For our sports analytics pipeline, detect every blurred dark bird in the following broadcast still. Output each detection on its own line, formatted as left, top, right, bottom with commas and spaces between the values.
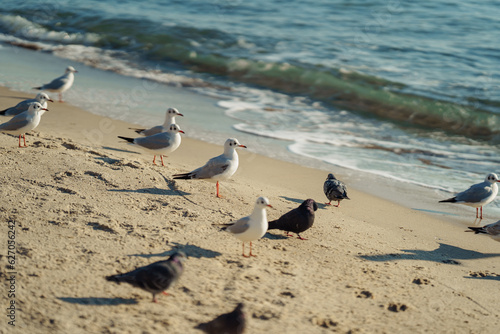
466, 221, 500, 242
195, 303, 246, 334
268, 199, 317, 240
105, 251, 186, 302
324, 173, 349, 207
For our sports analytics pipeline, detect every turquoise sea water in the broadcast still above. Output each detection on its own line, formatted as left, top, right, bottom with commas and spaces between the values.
1, 0, 500, 217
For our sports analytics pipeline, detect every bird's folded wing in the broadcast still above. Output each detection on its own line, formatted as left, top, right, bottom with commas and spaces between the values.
194, 156, 229, 179
0, 114, 30, 131
134, 132, 171, 150
456, 184, 492, 203
486, 223, 500, 236
226, 217, 250, 234
43, 76, 68, 90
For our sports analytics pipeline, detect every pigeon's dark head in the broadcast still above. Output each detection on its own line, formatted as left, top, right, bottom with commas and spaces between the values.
326, 173, 336, 180
302, 199, 318, 212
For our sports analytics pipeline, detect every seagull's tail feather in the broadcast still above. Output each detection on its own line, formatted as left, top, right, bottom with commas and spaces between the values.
33, 86, 42, 90
439, 197, 457, 203
0, 109, 8, 116
128, 127, 145, 134
467, 226, 487, 234
118, 136, 135, 143
172, 172, 193, 180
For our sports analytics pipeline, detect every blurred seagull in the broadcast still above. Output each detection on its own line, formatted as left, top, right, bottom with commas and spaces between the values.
268, 199, 317, 240
173, 138, 246, 198
33, 66, 78, 102
195, 303, 246, 334
466, 221, 500, 242
129, 107, 183, 136
219, 197, 271, 257
324, 173, 350, 207
0, 92, 53, 116
0, 102, 48, 147
105, 251, 186, 303
118, 124, 184, 166
439, 173, 500, 219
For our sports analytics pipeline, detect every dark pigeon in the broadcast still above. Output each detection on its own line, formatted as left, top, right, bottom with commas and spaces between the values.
195, 303, 246, 334
105, 251, 186, 302
324, 173, 350, 207
267, 199, 318, 240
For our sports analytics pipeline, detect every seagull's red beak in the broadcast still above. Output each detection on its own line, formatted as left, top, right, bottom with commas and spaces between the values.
239, 145, 247, 148
48, 99, 54, 103
178, 113, 184, 117
179, 130, 185, 134
267, 204, 273, 208
42, 108, 49, 111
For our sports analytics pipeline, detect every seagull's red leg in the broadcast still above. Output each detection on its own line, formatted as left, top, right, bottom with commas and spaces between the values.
153, 155, 157, 165
160, 155, 165, 166
23, 134, 27, 147
242, 243, 249, 257
216, 181, 222, 198
475, 207, 479, 218
59, 93, 63, 103
249, 242, 257, 257
18, 135, 22, 148
480, 207, 483, 219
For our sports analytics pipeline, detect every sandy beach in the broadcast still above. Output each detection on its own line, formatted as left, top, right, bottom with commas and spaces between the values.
1, 86, 499, 333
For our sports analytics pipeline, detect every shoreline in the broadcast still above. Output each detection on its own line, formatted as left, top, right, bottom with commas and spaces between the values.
1, 86, 500, 333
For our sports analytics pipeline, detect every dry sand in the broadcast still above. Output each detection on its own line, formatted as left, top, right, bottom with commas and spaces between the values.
1, 86, 499, 333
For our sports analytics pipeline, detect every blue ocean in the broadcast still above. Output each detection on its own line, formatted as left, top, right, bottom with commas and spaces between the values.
1, 0, 500, 213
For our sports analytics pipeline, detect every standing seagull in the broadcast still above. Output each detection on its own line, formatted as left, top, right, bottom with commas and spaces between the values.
0, 102, 48, 147
33, 66, 78, 102
118, 124, 184, 166
105, 251, 186, 303
0, 92, 53, 116
324, 173, 350, 207
173, 138, 246, 198
439, 173, 500, 219
268, 199, 318, 240
195, 303, 246, 334
219, 197, 272, 257
466, 221, 500, 242
129, 107, 184, 136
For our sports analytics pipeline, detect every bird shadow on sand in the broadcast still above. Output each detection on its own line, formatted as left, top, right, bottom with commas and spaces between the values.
463, 274, 500, 282
57, 297, 138, 306
359, 243, 500, 265
263, 232, 290, 240
279, 196, 330, 210
108, 187, 188, 196
128, 243, 222, 259
101, 146, 140, 154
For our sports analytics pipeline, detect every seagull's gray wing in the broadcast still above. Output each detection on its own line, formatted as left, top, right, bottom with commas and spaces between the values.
485, 222, 500, 236
141, 125, 164, 136
226, 217, 251, 235
1, 99, 36, 116
0, 113, 31, 131
191, 155, 229, 179
134, 132, 172, 150
42, 75, 68, 90
456, 182, 493, 203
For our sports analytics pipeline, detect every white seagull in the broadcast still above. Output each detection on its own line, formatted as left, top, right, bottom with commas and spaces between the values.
439, 173, 500, 219
466, 221, 500, 242
33, 66, 78, 102
173, 138, 246, 198
129, 107, 184, 136
118, 124, 184, 166
220, 197, 272, 257
0, 102, 48, 147
0, 93, 53, 116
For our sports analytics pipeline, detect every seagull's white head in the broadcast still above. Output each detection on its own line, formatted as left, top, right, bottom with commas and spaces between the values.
36, 92, 53, 103
225, 138, 247, 150
28, 102, 48, 115
168, 123, 185, 134
255, 196, 272, 209
485, 173, 500, 184
66, 66, 78, 73
167, 107, 183, 118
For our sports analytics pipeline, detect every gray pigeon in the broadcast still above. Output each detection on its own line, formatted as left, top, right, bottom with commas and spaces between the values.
267, 199, 317, 240
195, 303, 246, 334
324, 173, 350, 207
105, 251, 186, 302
